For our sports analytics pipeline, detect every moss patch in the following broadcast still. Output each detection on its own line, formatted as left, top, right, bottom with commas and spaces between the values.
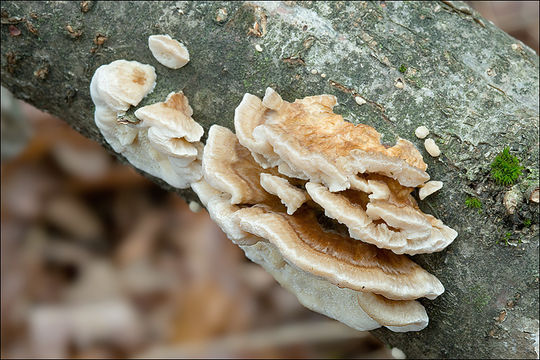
490, 146, 524, 186
465, 197, 482, 213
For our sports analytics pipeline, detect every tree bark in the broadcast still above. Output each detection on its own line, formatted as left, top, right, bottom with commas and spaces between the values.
1, 1, 538, 358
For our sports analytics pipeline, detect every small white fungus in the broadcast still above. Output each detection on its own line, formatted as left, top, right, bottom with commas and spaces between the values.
255, 44, 263, 52
424, 138, 441, 157
419, 180, 443, 200
391, 347, 407, 359
415, 126, 429, 139
189, 201, 202, 213
355, 96, 366, 106
148, 34, 190, 69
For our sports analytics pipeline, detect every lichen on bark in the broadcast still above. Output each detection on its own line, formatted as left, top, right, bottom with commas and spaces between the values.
1, 1, 538, 358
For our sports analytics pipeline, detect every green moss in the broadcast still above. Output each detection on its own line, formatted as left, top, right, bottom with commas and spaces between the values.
490, 147, 523, 186
465, 197, 482, 213
398, 64, 407, 73
497, 231, 513, 246
523, 218, 532, 227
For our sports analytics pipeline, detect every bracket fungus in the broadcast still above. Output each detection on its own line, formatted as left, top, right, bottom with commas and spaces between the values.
91, 62, 457, 332
189, 88, 459, 332
235, 90, 430, 191
193, 87, 457, 333
90, 61, 203, 189
232, 204, 444, 301
193, 165, 433, 331
90, 60, 156, 151
305, 182, 456, 255
148, 34, 190, 69
202, 125, 279, 205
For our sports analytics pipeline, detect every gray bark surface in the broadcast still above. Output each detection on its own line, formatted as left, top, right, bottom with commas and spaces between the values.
1, 1, 539, 358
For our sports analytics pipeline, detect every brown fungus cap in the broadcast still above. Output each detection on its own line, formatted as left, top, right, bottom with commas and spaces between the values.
306, 182, 457, 255
192, 88, 459, 333
193, 177, 430, 331
234, 88, 430, 191
232, 204, 444, 300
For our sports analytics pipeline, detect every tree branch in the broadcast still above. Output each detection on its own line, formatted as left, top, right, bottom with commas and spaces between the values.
2, 1, 538, 358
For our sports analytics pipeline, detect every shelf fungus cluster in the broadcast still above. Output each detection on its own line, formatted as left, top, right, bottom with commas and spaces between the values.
194, 88, 457, 333
90, 57, 456, 332
90, 60, 203, 189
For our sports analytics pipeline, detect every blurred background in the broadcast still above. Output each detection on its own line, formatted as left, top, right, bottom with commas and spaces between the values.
1, 2, 538, 359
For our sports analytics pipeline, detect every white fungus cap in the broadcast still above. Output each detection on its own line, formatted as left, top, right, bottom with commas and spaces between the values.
415, 126, 429, 139
90, 60, 157, 112
134, 92, 201, 138
148, 34, 190, 69
355, 96, 367, 106
419, 181, 443, 200
90, 60, 157, 152
424, 138, 441, 157
262, 87, 283, 111
305, 182, 456, 255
